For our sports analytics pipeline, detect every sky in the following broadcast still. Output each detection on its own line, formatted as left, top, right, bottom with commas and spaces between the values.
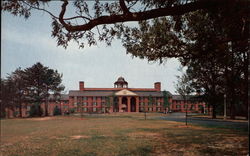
1, 2, 182, 94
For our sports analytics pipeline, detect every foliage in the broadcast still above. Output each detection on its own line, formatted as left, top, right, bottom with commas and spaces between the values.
69, 108, 75, 114
23, 62, 65, 116
1, 0, 249, 119
1, 62, 64, 117
175, 72, 193, 99
148, 95, 153, 106
53, 106, 62, 116
162, 90, 169, 110
1, 0, 238, 49
29, 104, 43, 117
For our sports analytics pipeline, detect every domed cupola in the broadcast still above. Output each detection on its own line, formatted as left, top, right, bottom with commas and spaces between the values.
114, 77, 128, 88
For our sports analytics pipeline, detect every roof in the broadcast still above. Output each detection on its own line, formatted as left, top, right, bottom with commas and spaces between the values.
69, 90, 114, 96
172, 95, 202, 101
48, 94, 69, 100
82, 88, 159, 91
114, 76, 128, 84
69, 90, 172, 97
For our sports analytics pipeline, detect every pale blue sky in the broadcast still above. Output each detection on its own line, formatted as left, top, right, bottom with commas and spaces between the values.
1, 2, 182, 94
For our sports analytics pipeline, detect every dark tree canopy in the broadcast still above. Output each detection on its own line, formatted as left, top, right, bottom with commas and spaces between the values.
2, 0, 246, 50
0, 62, 65, 117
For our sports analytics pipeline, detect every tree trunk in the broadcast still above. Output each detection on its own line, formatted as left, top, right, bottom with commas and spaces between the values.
45, 99, 49, 116
229, 100, 236, 119
212, 100, 217, 119
185, 98, 187, 126
19, 102, 22, 118
243, 52, 248, 119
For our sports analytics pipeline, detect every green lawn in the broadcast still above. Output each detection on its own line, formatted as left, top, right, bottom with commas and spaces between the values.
0, 113, 248, 156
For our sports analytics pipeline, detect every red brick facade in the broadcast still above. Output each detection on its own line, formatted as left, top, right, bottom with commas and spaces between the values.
3, 77, 209, 118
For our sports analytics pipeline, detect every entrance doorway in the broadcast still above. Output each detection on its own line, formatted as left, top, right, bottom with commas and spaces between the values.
131, 97, 136, 112
122, 97, 128, 112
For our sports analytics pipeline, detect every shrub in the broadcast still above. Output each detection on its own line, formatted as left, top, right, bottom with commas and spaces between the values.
69, 108, 75, 114
29, 104, 43, 117
53, 106, 61, 116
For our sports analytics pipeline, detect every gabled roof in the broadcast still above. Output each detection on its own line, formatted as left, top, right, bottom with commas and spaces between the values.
115, 89, 137, 96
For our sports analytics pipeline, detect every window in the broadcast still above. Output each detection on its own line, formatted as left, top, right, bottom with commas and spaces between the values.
148, 107, 152, 111
140, 102, 144, 106
157, 108, 161, 111
101, 102, 105, 106
140, 107, 144, 112
139, 97, 143, 101
93, 102, 97, 106
157, 102, 161, 106
102, 108, 105, 112
83, 97, 87, 101
83, 102, 87, 106
101, 96, 106, 101
83, 108, 88, 112
176, 105, 181, 109
93, 108, 97, 112
64, 106, 68, 109
93, 97, 97, 101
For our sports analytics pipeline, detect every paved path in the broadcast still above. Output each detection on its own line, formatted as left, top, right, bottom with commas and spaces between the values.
160, 113, 248, 131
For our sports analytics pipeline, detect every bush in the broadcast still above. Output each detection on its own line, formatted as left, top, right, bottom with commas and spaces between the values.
53, 106, 61, 116
69, 108, 75, 114
29, 104, 43, 117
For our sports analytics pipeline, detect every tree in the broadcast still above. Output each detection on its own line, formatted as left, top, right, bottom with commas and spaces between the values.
23, 62, 64, 116
175, 72, 193, 125
1, 63, 64, 117
0, 78, 16, 118
53, 105, 61, 116
7, 68, 27, 117
0, 68, 28, 118
123, 3, 248, 119
1, 0, 239, 49
163, 90, 170, 113
148, 95, 153, 107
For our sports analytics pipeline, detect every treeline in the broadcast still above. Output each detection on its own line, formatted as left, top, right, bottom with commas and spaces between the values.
123, 2, 249, 119
0, 62, 64, 118
175, 9, 249, 119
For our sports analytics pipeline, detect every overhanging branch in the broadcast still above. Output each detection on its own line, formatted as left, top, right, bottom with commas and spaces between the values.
58, 0, 229, 32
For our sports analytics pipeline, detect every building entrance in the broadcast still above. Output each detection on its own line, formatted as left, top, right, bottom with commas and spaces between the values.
131, 97, 136, 112
122, 97, 128, 112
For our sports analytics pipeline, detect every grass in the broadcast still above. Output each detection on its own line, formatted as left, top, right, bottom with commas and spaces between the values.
0, 113, 248, 156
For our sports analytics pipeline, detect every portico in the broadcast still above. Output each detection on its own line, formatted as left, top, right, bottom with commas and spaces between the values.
116, 89, 139, 112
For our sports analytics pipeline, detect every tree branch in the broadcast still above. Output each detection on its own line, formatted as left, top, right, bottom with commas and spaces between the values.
119, 0, 130, 14
59, 0, 229, 32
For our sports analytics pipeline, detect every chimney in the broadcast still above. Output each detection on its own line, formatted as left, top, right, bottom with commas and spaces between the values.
154, 82, 161, 91
79, 81, 84, 91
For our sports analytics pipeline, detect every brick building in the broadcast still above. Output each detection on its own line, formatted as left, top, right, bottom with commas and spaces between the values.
3, 77, 208, 118
67, 77, 207, 114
